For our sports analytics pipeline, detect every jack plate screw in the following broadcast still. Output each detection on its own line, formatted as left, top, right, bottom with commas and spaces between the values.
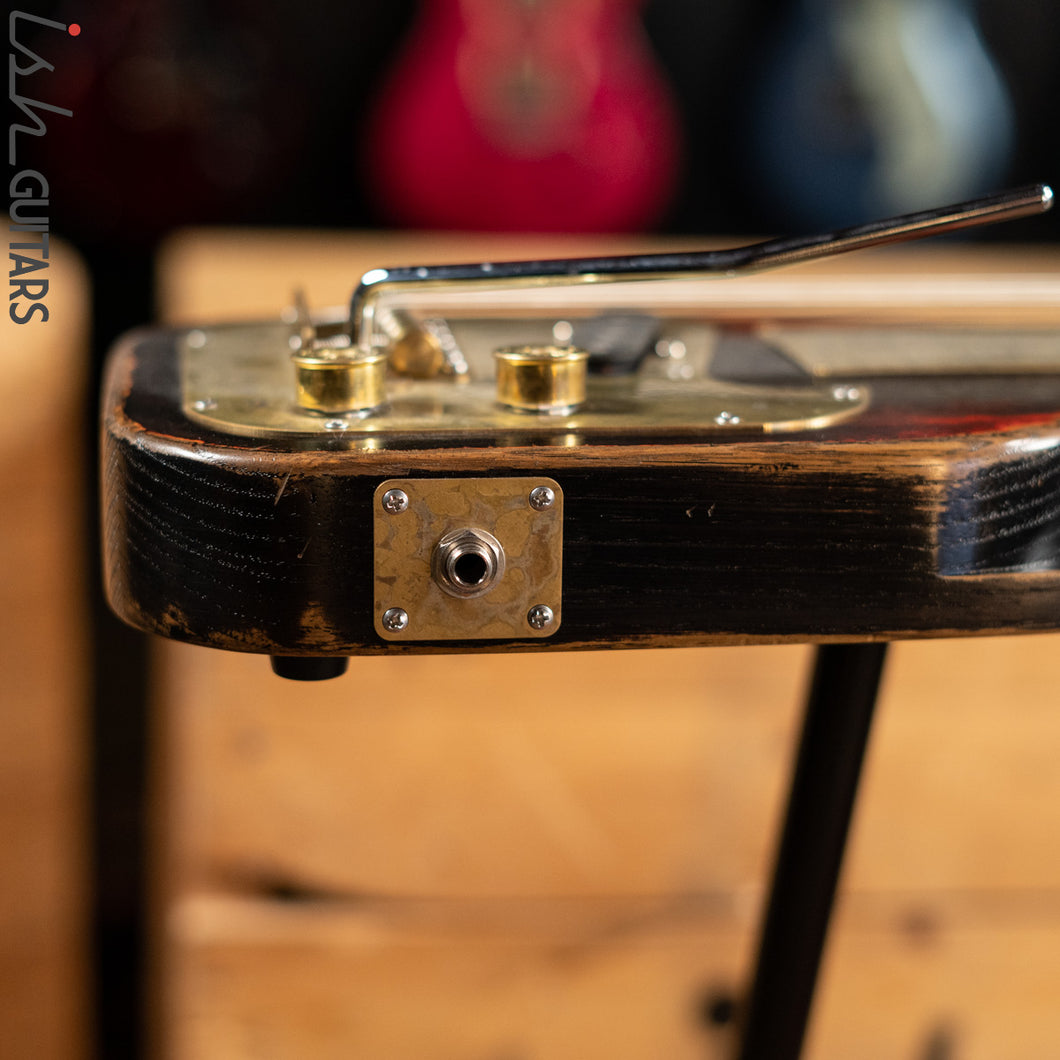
527, 605, 554, 630
382, 489, 409, 514
382, 607, 409, 632
529, 486, 555, 511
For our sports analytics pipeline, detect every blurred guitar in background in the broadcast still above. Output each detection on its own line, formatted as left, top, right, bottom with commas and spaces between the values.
363, 0, 683, 231
748, 0, 1015, 229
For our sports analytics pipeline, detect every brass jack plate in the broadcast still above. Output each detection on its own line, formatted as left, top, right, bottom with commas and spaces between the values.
373, 478, 563, 641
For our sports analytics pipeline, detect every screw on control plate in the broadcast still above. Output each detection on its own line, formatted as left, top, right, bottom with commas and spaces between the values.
381, 488, 409, 514
529, 485, 555, 511
527, 605, 554, 630
382, 607, 409, 632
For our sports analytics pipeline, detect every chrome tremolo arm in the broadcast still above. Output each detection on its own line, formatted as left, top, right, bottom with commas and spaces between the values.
347, 183, 1052, 350
290, 184, 1051, 413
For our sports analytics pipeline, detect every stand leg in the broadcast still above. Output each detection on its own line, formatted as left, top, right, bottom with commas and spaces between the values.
737, 642, 888, 1060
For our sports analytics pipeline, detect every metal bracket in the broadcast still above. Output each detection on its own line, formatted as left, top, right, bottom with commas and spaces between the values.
373, 477, 563, 641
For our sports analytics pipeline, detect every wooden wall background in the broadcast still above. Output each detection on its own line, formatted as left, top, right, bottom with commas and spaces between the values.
0, 237, 90, 1059
151, 232, 1060, 1059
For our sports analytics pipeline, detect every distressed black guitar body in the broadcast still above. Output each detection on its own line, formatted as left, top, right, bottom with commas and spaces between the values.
101, 185, 1060, 675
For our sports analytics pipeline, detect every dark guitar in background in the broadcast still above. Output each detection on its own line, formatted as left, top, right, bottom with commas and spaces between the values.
9, 3, 1060, 1060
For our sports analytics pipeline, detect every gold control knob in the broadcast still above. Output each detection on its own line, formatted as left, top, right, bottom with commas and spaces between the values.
494, 345, 589, 414
293, 350, 386, 414
378, 307, 446, 379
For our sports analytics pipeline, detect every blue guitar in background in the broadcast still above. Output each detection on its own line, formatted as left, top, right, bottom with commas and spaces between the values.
748, 0, 1015, 228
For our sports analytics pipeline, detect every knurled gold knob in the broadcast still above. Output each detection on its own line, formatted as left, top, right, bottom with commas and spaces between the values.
293, 350, 386, 414
494, 345, 589, 414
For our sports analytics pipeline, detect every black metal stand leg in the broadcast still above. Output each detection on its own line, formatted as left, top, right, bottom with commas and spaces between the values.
737, 642, 889, 1060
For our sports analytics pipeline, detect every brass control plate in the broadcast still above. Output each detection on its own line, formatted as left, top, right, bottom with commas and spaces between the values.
373, 478, 563, 641
180, 319, 871, 439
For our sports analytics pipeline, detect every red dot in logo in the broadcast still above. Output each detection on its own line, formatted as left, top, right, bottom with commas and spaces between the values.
68, 23, 81, 36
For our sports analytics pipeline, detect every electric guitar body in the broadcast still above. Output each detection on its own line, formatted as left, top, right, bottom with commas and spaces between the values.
102, 186, 1060, 675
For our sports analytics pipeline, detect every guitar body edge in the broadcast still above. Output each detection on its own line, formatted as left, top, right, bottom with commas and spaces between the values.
101, 329, 1060, 657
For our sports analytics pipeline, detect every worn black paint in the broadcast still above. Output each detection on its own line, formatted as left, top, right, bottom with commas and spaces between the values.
939, 443, 1060, 574
103, 329, 1060, 656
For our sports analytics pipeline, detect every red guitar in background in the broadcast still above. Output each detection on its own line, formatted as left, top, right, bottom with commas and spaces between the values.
364, 0, 682, 232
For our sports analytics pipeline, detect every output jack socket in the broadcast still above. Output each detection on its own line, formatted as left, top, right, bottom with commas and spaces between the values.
432, 528, 506, 598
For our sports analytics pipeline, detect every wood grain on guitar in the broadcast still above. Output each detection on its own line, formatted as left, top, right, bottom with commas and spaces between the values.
102, 186, 1059, 675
